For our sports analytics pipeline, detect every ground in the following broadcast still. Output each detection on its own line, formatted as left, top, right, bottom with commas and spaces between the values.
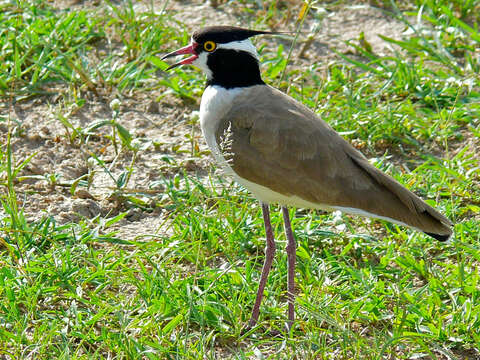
1, 1, 479, 359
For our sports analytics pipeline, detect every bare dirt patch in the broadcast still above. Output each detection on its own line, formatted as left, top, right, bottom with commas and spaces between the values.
1, 1, 409, 239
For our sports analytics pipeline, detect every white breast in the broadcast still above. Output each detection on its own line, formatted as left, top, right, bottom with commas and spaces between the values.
200, 85, 244, 175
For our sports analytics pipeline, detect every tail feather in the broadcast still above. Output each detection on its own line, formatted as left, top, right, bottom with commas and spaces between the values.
346, 151, 453, 240
424, 232, 451, 242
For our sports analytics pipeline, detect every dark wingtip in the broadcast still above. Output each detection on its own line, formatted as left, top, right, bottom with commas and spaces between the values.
424, 232, 451, 242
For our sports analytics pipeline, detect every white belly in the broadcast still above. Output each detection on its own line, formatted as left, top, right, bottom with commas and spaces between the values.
232, 173, 412, 230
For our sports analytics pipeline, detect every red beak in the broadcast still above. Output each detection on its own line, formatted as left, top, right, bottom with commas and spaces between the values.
161, 43, 198, 70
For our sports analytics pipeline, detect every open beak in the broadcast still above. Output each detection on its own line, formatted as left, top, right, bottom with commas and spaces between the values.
161, 43, 198, 70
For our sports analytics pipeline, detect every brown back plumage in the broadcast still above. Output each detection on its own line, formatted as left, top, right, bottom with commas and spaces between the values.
215, 85, 453, 240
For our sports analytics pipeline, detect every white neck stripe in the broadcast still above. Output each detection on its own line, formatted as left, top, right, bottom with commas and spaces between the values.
217, 39, 259, 59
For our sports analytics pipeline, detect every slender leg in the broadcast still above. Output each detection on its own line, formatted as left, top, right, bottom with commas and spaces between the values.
282, 206, 296, 331
248, 202, 276, 328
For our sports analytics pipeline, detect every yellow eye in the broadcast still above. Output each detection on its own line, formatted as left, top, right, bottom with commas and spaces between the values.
203, 41, 217, 52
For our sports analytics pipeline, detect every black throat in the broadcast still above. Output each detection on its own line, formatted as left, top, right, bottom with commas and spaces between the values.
206, 49, 265, 89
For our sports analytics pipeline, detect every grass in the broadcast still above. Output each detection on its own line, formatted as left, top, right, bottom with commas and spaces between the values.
1, 0, 479, 359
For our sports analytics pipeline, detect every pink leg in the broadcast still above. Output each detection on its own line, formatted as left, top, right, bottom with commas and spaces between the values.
248, 202, 276, 328
282, 206, 296, 331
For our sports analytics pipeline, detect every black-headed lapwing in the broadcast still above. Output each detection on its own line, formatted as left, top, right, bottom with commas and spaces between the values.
162, 26, 453, 331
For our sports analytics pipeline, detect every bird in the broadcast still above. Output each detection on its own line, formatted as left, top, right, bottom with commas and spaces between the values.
162, 26, 453, 331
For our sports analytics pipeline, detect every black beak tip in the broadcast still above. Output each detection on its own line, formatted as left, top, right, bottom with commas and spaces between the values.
161, 53, 173, 60
165, 63, 180, 71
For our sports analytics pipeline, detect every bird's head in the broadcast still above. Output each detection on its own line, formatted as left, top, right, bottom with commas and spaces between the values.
162, 26, 273, 88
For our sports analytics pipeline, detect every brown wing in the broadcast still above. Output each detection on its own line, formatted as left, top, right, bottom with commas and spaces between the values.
215, 85, 452, 237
